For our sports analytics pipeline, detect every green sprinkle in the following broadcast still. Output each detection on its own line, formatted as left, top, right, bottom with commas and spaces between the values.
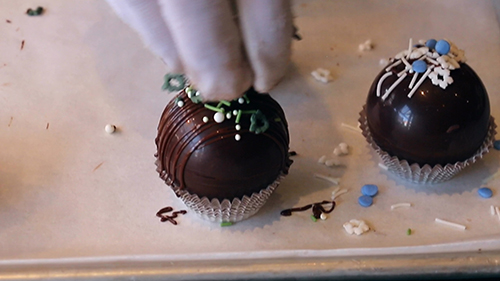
26, 6, 44, 16
221, 222, 233, 227
243, 94, 250, 103
162, 73, 186, 92
407, 228, 412, 235
274, 117, 282, 122
310, 215, 317, 222
235, 110, 243, 123
217, 100, 231, 107
249, 110, 269, 134
190, 95, 203, 104
241, 110, 258, 114
204, 104, 224, 113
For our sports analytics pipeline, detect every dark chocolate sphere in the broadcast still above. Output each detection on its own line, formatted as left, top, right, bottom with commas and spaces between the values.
156, 88, 292, 201
366, 62, 490, 166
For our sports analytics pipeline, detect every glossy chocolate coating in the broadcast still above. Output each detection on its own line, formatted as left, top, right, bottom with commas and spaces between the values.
366, 63, 490, 166
156, 88, 292, 201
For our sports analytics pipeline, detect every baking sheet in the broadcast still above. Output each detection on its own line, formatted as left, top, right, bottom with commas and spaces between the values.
1, 0, 500, 273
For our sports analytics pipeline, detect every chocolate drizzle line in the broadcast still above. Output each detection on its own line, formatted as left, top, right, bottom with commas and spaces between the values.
156, 206, 187, 225
281, 200, 336, 219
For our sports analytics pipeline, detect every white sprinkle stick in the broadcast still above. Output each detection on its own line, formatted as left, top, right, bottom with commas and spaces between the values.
341, 122, 362, 133
378, 163, 388, 170
407, 65, 434, 98
496, 207, 500, 221
406, 38, 413, 60
314, 173, 340, 185
401, 57, 411, 68
382, 72, 407, 101
332, 189, 348, 200
385, 60, 401, 72
490, 205, 496, 216
397, 67, 409, 77
376, 72, 393, 97
390, 203, 412, 210
331, 186, 341, 198
408, 72, 419, 89
435, 218, 466, 230
425, 57, 439, 65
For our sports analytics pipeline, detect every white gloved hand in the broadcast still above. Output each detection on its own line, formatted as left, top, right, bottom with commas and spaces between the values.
106, 0, 293, 101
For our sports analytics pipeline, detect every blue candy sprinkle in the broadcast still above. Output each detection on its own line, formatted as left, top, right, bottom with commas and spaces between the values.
412, 60, 427, 73
494, 140, 500, 150
478, 187, 493, 198
361, 184, 379, 197
358, 195, 373, 207
425, 39, 437, 50
435, 40, 450, 55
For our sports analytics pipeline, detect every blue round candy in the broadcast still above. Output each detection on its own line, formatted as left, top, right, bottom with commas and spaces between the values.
358, 195, 373, 207
494, 140, 500, 150
435, 40, 450, 55
361, 184, 379, 197
412, 60, 427, 73
478, 187, 493, 198
425, 39, 437, 50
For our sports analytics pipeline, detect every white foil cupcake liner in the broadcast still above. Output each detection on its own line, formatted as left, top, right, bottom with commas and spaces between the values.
169, 176, 283, 223
359, 106, 496, 184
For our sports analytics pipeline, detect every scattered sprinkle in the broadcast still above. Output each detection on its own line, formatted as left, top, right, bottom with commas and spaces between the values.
234, 134, 241, 141
318, 155, 327, 164
435, 218, 466, 230
478, 187, 493, 198
202, 116, 209, 123
314, 173, 340, 185
26, 6, 44, 16
311, 68, 333, 83
320, 213, 328, 220
325, 158, 341, 167
490, 205, 496, 216
331, 186, 341, 198
213, 112, 225, 123
6, 19, 12, 23
105, 124, 116, 134
93, 161, 104, 172
496, 207, 500, 221
493, 140, 500, 150
358, 195, 373, 207
378, 163, 388, 170
20, 40, 25, 50
340, 122, 362, 133
333, 142, 349, 156
407, 228, 412, 235
46, 122, 49, 130
358, 40, 373, 51
361, 184, 378, 197
220, 222, 233, 227
391, 203, 412, 210
343, 219, 370, 235
332, 189, 348, 200
238, 97, 245, 104
379, 58, 389, 66
310, 215, 317, 222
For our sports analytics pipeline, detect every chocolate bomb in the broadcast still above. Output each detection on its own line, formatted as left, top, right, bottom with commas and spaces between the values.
365, 41, 490, 167
156, 88, 292, 201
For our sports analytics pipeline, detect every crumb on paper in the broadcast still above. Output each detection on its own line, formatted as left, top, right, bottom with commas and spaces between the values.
46, 122, 49, 129
8, 116, 13, 127
93, 161, 104, 172
20, 40, 25, 50
359, 40, 373, 52
343, 219, 370, 235
311, 68, 333, 83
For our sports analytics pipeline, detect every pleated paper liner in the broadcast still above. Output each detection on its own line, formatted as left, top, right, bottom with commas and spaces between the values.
359, 106, 496, 184
155, 158, 283, 223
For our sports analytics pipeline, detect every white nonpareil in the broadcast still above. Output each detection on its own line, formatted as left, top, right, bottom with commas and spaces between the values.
311, 68, 334, 83
105, 0, 293, 101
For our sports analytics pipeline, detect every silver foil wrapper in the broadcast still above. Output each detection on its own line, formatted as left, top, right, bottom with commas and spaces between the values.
359, 106, 496, 184
170, 177, 282, 223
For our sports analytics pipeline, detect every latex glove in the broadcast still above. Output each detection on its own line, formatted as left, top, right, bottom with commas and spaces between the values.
106, 0, 293, 101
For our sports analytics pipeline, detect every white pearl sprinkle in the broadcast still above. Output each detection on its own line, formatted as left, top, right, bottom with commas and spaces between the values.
235, 134, 241, 141
226, 112, 232, 119
214, 112, 225, 123
238, 98, 245, 104
233, 110, 238, 116
320, 213, 328, 220
105, 124, 116, 134
177, 100, 184, 107
235, 124, 241, 131
202, 116, 209, 123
